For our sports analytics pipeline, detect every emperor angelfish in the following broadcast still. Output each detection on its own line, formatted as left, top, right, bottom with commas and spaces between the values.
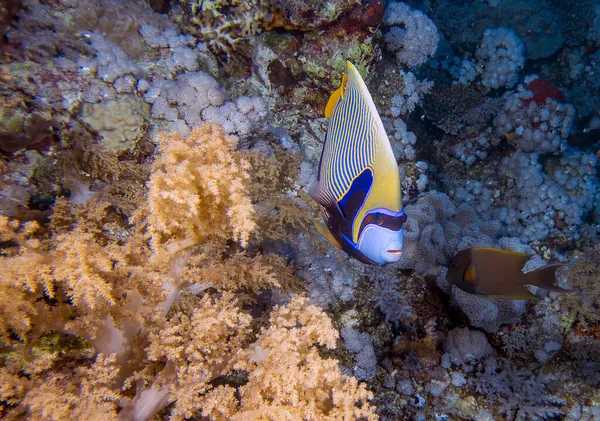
448, 247, 571, 299
310, 61, 406, 265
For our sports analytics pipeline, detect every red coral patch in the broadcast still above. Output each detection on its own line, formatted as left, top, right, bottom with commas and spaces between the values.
361, 0, 385, 27
523, 78, 565, 105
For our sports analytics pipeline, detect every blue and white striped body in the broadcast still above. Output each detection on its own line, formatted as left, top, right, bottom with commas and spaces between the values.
320, 80, 378, 200
310, 62, 406, 265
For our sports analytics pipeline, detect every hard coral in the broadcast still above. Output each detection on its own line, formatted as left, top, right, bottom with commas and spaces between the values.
148, 124, 256, 251
0, 113, 55, 153
0, 0, 22, 40
360, 0, 385, 27
81, 95, 149, 153
383, 2, 439, 69
423, 81, 493, 135
254, 17, 379, 106
4, 0, 91, 63
72, 0, 176, 59
6, 0, 174, 63
268, 0, 361, 30
474, 0, 564, 60
173, 0, 266, 55
561, 244, 600, 328
549, 0, 595, 46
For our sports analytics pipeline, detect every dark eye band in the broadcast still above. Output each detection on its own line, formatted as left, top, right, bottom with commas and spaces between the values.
359, 209, 407, 233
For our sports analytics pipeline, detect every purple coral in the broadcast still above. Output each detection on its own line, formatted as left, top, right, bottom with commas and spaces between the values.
383, 2, 440, 69
476, 27, 525, 90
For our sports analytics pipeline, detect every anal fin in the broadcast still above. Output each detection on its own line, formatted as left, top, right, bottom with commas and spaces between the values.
483, 287, 541, 300
313, 219, 342, 250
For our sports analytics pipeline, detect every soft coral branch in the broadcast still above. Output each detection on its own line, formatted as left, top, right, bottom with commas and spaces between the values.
148, 124, 256, 250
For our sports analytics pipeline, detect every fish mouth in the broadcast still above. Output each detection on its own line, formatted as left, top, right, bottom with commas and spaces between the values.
382, 248, 402, 263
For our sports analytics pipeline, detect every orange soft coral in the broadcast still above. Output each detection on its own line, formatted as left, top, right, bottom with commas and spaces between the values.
245, 149, 314, 242
223, 297, 377, 421
21, 354, 122, 421
182, 251, 298, 293
123, 292, 253, 421
0, 217, 55, 340
148, 124, 256, 252
0, 121, 379, 421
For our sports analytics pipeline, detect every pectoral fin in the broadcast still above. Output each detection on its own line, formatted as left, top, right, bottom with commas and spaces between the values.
464, 264, 477, 285
313, 219, 342, 250
309, 182, 343, 219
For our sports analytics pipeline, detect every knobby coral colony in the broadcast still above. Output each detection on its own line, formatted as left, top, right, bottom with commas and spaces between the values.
0, 0, 599, 420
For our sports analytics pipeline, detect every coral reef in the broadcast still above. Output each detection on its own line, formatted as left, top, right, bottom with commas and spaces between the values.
399, 191, 498, 274
1, 0, 600, 420
443, 327, 494, 366
268, 0, 362, 30
232, 297, 377, 421
423, 81, 495, 136
341, 327, 378, 382
488, 150, 598, 243
252, 18, 380, 107
390, 71, 433, 117
81, 95, 149, 152
493, 75, 575, 154
431, 0, 564, 59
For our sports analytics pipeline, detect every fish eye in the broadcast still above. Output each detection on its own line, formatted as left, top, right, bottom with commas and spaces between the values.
373, 214, 384, 225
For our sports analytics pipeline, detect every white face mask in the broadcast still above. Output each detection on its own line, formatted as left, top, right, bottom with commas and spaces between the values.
357, 224, 404, 264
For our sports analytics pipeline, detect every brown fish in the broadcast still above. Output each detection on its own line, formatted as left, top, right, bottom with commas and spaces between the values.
447, 247, 570, 299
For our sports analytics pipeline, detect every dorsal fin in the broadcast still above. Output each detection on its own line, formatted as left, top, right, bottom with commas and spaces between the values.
473, 247, 533, 267
325, 72, 348, 118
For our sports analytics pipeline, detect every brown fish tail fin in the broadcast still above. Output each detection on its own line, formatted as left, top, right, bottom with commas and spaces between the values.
523, 263, 571, 293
